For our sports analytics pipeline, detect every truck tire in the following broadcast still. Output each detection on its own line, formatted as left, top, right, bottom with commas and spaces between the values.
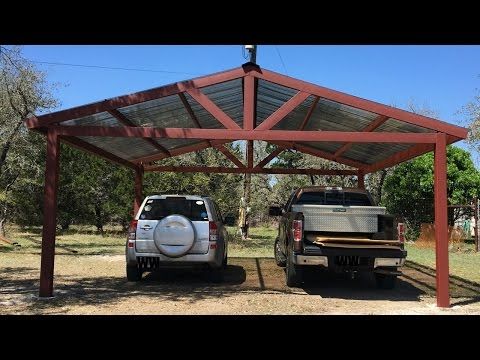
126, 265, 142, 282
375, 273, 397, 289
274, 238, 287, 267
286, 248, 302, 287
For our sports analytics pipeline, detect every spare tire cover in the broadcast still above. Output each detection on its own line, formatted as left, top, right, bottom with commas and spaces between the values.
153, 215, 195, 257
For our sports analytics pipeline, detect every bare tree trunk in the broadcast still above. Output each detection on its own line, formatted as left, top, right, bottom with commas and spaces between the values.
0, 204, 7, 237
377, 169, 388, 204
310, 175, 315, 185
95, 203, 104, 235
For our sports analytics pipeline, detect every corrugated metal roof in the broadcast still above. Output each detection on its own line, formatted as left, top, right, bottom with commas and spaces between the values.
78, 136, 161, 160
63, 112, 122, 127
375, 118, 431, 133
117, 94, 193, 128
155, 138, 204, 151
342, 143, 413, 164
256, 79, 298, 126
273, 95, 316, 130
297, 141, 343, 154
201, 79, 244, 128
183, 92, 225, 129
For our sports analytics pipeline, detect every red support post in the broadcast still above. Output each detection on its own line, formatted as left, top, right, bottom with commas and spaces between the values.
39, 129, 60, 297
357, 171, 365, 189
133, 166, 144, 216
434, 133, 450, 308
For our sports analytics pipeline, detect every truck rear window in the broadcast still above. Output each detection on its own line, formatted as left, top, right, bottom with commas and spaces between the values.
139, 198, 209, 221
295, 191, 372, 206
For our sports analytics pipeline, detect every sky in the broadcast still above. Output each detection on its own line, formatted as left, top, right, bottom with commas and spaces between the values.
21, 45, 480, 160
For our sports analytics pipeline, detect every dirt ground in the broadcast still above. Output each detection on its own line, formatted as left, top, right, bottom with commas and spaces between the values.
1, 254, 480, 315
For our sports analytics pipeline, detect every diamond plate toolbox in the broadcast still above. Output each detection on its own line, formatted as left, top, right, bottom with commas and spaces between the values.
292, 204, 386, 233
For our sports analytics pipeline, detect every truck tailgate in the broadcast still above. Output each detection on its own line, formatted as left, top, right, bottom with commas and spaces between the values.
292, 204, 386, 233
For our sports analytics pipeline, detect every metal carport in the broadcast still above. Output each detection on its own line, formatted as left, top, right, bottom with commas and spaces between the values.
24, 62, 468, 307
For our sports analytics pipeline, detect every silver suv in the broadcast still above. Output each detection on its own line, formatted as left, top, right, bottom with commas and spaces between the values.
126, 195, 233, 282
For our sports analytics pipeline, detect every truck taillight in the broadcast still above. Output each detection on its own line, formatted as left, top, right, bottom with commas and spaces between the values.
128, 220, 138, 241
293, 220, 303, 252
209, 221, 218, 241
397, 223, 405, 243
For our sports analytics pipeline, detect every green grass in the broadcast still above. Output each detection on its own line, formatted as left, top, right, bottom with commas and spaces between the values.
405, 242, 480, 283
0, 225, 277, 257
3, 225, 479, 284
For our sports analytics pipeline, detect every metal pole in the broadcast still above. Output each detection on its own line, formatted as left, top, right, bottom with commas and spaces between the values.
250, 45, 257, 64
434, 133, 450, 307
39, 129, 60, 297
133, 166, 144, 216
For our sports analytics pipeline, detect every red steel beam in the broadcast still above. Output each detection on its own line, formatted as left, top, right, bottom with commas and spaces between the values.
434, 133, 450, 308
144, 165, 357, 175
299, 96, 320, 131
243, 75, 255, 130
365, 143, 434, 173
51, 126, 439, 143
185, 87, 241, 130
216, 145, 245, 168
256, 92, 310, 131
59, 136, 137, 170
270, 140, 364, 170
133, 166, 144, 216
25, 67, 250, 129
39, 129, 60, 297
107, 109, 171, 157
178, 92, 216, 149
255, 147, 284, 169
357, 170, 365, 189
131, 140, 228, 164
247, 140, 254, 168
251, 68, 468, 139
334, 115, 389, 158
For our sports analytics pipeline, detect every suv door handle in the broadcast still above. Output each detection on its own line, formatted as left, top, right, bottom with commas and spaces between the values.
140, 225, 152, 230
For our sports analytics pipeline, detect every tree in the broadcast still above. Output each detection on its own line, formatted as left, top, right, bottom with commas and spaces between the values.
0, 46, 58, 235
382, 146, 480, 240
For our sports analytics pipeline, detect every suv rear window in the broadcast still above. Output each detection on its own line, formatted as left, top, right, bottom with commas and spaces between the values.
295, 191, 372, 206
139, 198, 209, 221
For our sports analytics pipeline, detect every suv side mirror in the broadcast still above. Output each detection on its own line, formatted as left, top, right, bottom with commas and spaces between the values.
224, 215, 236, 226
269, 206, 282, 216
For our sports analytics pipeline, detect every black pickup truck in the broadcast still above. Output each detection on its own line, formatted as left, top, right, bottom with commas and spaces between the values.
269, 186, 407, 289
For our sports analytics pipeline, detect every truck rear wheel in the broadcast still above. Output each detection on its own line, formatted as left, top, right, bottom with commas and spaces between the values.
375, 273, 397, 289
286, 249, 302, 287
126, 265, 142, 282
274, 238, 286, 267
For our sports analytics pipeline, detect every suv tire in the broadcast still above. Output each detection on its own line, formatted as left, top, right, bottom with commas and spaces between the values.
126, 265, 142, 282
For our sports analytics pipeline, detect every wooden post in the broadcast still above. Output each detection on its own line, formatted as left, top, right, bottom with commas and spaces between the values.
475, 197, 479, 252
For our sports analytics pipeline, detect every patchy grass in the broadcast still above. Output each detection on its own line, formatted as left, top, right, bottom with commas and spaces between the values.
405, 243, 480, 283
1, 225, 277, 258
227, 226, 277, 258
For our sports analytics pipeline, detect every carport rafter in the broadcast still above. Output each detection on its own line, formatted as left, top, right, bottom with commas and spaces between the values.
27, 62, 467, 308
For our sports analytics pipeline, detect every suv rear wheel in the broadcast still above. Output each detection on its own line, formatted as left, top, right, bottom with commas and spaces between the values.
126, 265, 142, 282
209, 267, 224, 283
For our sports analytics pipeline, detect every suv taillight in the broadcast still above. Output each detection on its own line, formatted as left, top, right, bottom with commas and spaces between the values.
292, 220, 303, 252
128, 220, 138, 242
209, 221, 218, 241
397, 223, 405, 243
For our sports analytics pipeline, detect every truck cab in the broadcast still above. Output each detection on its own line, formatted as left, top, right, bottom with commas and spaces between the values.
270, 186, 407, 289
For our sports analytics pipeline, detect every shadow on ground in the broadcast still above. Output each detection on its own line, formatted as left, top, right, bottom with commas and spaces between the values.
1, 258, 479, 313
